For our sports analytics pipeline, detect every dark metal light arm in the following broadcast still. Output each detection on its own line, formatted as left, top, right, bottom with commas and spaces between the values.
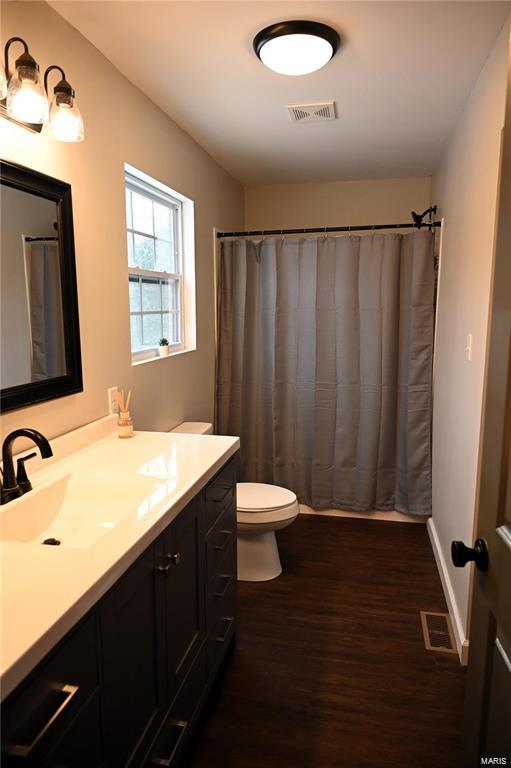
44, 64, 66, 95
4, 36, 29, 81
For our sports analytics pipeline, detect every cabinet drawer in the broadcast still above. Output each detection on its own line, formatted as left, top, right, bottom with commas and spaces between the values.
206, 502, 236, 581
206, 542, 236, 615
146, 644, 207, 767
207, 545, 236, 679
205, 459, 237, 533
2, 613, 99, 766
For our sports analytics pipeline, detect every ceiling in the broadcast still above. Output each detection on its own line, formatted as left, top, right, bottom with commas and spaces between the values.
51, 1, 511, 186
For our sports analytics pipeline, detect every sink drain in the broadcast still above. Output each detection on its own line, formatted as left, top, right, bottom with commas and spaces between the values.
42, 537, 61, 546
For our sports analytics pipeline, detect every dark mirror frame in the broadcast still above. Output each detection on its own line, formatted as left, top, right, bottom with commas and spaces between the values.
0, 160, 83, 413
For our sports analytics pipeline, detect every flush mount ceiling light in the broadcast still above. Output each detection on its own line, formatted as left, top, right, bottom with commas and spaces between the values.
0, 36, 84, 141
253, 20, 340, 76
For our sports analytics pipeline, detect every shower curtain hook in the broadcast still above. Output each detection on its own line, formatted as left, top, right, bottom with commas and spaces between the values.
323, 225, 327, 240
280, 229, 284, 242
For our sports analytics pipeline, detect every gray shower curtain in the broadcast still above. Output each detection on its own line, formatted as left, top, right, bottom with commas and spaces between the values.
216, 231, 434, 515
26, 242, 66, 381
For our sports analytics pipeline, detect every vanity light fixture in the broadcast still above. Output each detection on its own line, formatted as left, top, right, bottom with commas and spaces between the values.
4, 37, 47, 125
1, 36, 84, 141
253, 20, 340, 76
45, 65, 84, 143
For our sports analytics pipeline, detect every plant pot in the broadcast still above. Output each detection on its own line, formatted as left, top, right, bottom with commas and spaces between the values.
159, 345, 169, 357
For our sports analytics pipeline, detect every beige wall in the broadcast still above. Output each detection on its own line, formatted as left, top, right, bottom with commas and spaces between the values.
0, 1, 243, 440
431, 20, 510, 640
244, 177, 431, 231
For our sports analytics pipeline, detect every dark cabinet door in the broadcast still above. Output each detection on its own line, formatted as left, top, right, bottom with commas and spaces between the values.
160, 495, 206, 703
100, 543, 166, 768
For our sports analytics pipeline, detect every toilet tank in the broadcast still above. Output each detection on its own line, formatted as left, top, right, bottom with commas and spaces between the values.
170, 422, 213, 435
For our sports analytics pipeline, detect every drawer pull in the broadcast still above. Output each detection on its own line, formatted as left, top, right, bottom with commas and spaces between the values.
215, 617, 234, 643
214, 574, 234, 598
208, 482, 233, 504
214, 530, 232, 551
5, 683, 79, 758
150, 720, 187, 767
156, 553, 181, 575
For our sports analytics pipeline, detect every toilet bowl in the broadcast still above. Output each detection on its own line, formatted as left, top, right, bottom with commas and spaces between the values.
236, 482, 299, 582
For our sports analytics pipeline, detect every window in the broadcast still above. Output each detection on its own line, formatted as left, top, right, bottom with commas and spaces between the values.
124, 165, 195, 363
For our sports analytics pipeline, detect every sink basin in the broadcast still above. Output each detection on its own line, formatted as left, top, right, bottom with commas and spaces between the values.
0, 473, 163, 548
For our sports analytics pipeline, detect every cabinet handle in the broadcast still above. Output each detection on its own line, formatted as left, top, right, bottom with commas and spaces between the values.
156, 553, 181, 575
214, 574, 233, 598
215, 617, 234, 643
4, 683, 79, 758
214, 530, 232, 551
149, 720, 187, 767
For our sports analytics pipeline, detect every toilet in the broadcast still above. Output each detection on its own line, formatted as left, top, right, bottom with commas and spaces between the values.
170, 423, 299, 583
236, 482, 298, 582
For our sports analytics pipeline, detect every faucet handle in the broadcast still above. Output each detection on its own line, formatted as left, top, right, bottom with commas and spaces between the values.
16, 452, 37, 494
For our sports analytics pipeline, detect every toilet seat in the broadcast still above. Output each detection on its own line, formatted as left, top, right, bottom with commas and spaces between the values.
237, 482, 297, 512
236, 483, 299, 526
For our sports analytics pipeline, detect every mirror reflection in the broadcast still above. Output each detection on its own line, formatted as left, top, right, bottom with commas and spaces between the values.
1, 186, 65, 389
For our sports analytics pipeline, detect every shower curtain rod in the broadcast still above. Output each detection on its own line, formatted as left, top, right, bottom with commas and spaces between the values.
217, 221, 442, 238
24, 236, 58, 241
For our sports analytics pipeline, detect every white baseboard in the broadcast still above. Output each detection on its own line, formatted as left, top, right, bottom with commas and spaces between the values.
299, 504, 425, 524
427, 518, 469, 665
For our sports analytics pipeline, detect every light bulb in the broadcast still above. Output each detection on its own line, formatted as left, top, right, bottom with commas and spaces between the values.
0, 63, 7, 101
48, 94, 84, 142
6, 65, 48, 124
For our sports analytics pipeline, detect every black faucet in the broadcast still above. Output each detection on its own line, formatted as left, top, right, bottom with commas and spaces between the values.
1, 429, 53, 505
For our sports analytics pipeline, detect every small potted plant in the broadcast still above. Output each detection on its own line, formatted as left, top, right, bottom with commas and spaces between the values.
159, 338, 169, 357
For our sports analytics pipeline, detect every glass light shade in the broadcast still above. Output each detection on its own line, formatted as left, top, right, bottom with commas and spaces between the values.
6, 65, 48, 124
48, 95, 84, 142
259, 33, 334, 76
0, 63, 7, 100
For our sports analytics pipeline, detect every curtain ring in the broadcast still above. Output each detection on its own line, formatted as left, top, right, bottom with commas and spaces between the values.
323, 226, 327, 240
280, 229, 284, 242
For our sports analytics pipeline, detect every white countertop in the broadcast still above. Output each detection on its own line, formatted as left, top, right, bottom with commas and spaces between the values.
0, 429, 239, 700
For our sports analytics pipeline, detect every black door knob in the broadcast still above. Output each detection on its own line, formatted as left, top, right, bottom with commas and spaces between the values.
451, 539, 489, 571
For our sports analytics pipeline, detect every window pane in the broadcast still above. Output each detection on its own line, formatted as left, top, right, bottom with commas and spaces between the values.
142, 314, 162, 347
127, 233, 135, 266
130, 315, 142, 350
132, 191, 154, 235
129, 278, 141, 311
154, 202, 172, 241
155, 239, 173, 273
142, 280, 161, 311
162, 313, 180, 344
134, 234, 156, 270
172, 313, 181, 343
162, 279, 179, 311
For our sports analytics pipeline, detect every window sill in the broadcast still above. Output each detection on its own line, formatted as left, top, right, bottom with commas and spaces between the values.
131, 346, 196, 367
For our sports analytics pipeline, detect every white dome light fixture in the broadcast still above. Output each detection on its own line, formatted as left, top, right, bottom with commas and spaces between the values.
254, 20, 340, 76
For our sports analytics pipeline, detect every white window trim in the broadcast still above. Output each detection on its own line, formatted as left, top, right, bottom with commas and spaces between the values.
124, 164, 196, 364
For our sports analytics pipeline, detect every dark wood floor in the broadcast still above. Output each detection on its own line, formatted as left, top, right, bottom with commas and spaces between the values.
187, 515, 466, 768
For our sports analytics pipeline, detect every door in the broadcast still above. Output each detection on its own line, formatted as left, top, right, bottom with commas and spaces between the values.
160, 495, 206, 702
100, 543, 166, 767
453, 30, 511, 767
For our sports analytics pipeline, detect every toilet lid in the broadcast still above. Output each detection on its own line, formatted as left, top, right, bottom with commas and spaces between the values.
237, 483, 297, 513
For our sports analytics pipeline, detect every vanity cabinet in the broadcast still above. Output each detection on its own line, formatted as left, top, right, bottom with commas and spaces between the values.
1, 614, 104, 768
1, 455, 237, 768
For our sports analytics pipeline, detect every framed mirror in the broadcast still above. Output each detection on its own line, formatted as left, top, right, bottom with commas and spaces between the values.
0, 160, 82, 412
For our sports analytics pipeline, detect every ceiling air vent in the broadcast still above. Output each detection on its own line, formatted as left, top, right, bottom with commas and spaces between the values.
287, 101, 336, 124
